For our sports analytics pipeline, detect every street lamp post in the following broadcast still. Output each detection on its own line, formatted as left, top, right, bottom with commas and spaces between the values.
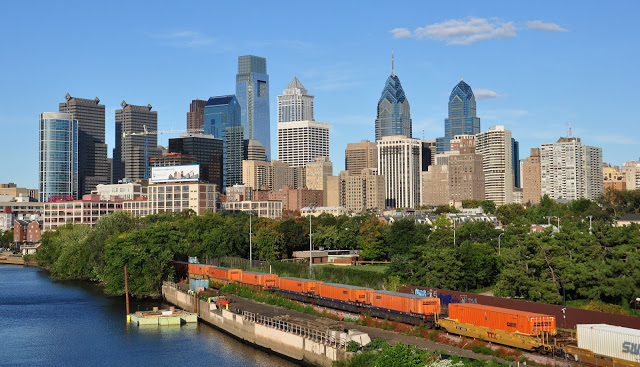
498, 232, 504, 256
248, 212, 253, 266
309, 203, 316, 271
587, 215, 593, 234
453, 217, 458, 245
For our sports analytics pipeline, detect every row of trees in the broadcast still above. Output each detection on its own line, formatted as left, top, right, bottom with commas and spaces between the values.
35, 189, 640, 306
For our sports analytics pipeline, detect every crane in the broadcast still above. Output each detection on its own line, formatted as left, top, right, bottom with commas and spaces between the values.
122, 125, 203, 179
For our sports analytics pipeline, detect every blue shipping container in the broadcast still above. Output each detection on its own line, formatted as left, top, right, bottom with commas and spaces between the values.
189, 278, 209, 292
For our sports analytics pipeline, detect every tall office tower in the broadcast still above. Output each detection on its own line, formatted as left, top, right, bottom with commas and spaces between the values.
337, 168, 386, 212
622, 161, 640, 190
476, 126, 513, 206
39, 112, 78, 202
540, 137, 603, 201
448, 145, 485, 202
378, 135, 422, 208
59, 94, 108, 195
169, 133, 224, 190
277, 121, 330, 167
203, 95, 243, 189
243, 139, 266, 162
436, 79, 481, 153
113, 101, 158, 183
421, 140, 436, 170
345, 140, 377, 174
236, 55, 271, 160
512, 138, 520, 188
186, 99, 206, 132
375, 54, 411, 141
522, 148, 541, 205
421, 165, 450, 206
278, 77, 314, 122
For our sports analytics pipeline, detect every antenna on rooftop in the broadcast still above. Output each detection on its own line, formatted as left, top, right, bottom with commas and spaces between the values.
568, 122, 573, 138
422, 129, 425, 140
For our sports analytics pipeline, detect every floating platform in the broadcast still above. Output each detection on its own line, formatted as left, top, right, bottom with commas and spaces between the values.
129, 306, 197, 326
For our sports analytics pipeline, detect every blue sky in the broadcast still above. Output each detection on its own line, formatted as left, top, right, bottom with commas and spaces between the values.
1, 1, 639, 189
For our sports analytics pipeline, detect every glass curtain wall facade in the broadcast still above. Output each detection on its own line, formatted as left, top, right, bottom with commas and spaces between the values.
436, 80, 481, 153
236, 55, 271, 160
375, 72, 411, 142
203, 95, 243, 189
39, 112, 78, 202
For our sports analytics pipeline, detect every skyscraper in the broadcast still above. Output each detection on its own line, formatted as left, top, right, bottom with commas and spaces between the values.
436, 79, 481, 153
278, 77, 314, 122
113, 101, 158, 183
59, 94, 108, 195
236, 55, 271, 160
169, 133, 224, 190
277, 121, 330, 168
375, 53, 411, 142
186, 99, 206, 133
203, 95, 243, 189
512, 138, 520, 188
476, 126, 513, 206
522, 148, 541, 205
378, 135, 422, 208
345, 140, 378, 174
39, 112, 78, 202
540, 137, 603, 201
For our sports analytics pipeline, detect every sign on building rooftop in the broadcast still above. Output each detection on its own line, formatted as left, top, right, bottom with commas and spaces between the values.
151, 165, 200, 183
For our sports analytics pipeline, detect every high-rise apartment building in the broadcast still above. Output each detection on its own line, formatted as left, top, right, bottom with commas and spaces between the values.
203, 95, 243, 189
602, 164, 626, 191
242, 160, 304, 191
436, 79, 481, 153
113, 101, 158, 183
448, 145, 485, 202
277, 120, 330, 167
476, 126, 513, 206
59, 94, 109, 195
345, 140, 377, 174
622, 161, 640, 190
39, 112, 78, 202
522, 148, 541, 205
375, 55, 411, 141
378, 135, 422, 208
336, 168, 386, 212
169, 133, 224, 190
421, 165, 450, 206
277, 77, 314, 123
186, 99, 206, 133
236, 55, 271, 160
540, 137, 603, 201
305, 157, 333, 190
421, 140, 437, 170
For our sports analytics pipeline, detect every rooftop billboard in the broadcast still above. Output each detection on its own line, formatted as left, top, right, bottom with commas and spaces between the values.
151, 165, 200, 183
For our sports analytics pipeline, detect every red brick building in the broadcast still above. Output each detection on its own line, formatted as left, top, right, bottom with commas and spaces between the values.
13, 220, 42, 246
251, 185, 323, 212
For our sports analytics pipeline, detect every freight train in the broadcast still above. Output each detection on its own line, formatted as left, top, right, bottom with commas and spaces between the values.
175, 261, 639, 367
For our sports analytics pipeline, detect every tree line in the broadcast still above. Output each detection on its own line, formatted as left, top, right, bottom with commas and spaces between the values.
35, 188, 640, 308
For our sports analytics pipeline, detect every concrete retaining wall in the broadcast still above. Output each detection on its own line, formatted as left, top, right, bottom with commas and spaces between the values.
162, 283, 347, 366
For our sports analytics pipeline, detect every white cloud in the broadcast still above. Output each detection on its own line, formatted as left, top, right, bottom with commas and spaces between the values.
526, 20, 568, 32
390, 28, 412, 39
474, 89, 506, 99
414, 17, 516, 45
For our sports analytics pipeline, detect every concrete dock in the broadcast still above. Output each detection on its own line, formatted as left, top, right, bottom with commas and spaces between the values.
129, 306, 197, 326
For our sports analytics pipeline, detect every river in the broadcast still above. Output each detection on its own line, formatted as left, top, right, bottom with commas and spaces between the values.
0, 265, 300, 366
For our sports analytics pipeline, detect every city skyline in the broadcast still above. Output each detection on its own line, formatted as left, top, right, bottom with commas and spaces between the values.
2, 1, 640, 188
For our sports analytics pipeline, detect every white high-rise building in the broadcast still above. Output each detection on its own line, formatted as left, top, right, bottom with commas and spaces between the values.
377, 135, 422, 209
475, 125, 513, 206
277, 77, 314, 123
622, 161, 640, 190
540, 137, 603, 201
277, 121, 329, 167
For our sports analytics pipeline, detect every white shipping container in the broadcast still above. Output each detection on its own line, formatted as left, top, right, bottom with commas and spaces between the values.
577, 324, 640, 363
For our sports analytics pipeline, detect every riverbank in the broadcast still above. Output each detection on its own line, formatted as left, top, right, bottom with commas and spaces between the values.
0, 254, 24, 265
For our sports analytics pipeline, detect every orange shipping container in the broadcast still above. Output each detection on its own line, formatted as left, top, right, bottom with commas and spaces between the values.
370, 290, 440, 315
240, 271, 278, 287
318, 283, 373, 304
188, 263, 207, 276
208, 266, 242, 281
448, 303, 556, 335
277, 277, 322, 294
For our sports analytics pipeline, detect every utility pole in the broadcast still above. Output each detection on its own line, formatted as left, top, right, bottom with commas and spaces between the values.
249, 212, 253, 267
309, 203, 316, 271
124, 265, 130, 323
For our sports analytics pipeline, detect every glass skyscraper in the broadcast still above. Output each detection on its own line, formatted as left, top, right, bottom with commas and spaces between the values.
375, 59, 411, 142
39, 112, 78, 202
436, 79, 481, 153
236, 55, 271, 160
203, 95, 243, 189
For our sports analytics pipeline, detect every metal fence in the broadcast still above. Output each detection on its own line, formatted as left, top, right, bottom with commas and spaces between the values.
242, 310, 347, 349
206, 256, 270, 270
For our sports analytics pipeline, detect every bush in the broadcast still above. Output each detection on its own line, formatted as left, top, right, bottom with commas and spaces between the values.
346, 341, 361, 352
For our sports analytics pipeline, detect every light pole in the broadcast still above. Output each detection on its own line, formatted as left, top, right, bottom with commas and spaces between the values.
587, 215, 593, 234
452, 217, 458, 245
309, 203, 316, 271
555, 216, 560, 231
248, 212, 253, 266
498, 232, 504, 256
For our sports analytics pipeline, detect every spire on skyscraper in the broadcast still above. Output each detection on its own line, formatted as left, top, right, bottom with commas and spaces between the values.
375, 53, 412, 141
391, 50, 395, 77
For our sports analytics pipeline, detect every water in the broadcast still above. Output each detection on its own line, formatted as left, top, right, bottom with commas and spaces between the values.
0, 265, 300, 366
